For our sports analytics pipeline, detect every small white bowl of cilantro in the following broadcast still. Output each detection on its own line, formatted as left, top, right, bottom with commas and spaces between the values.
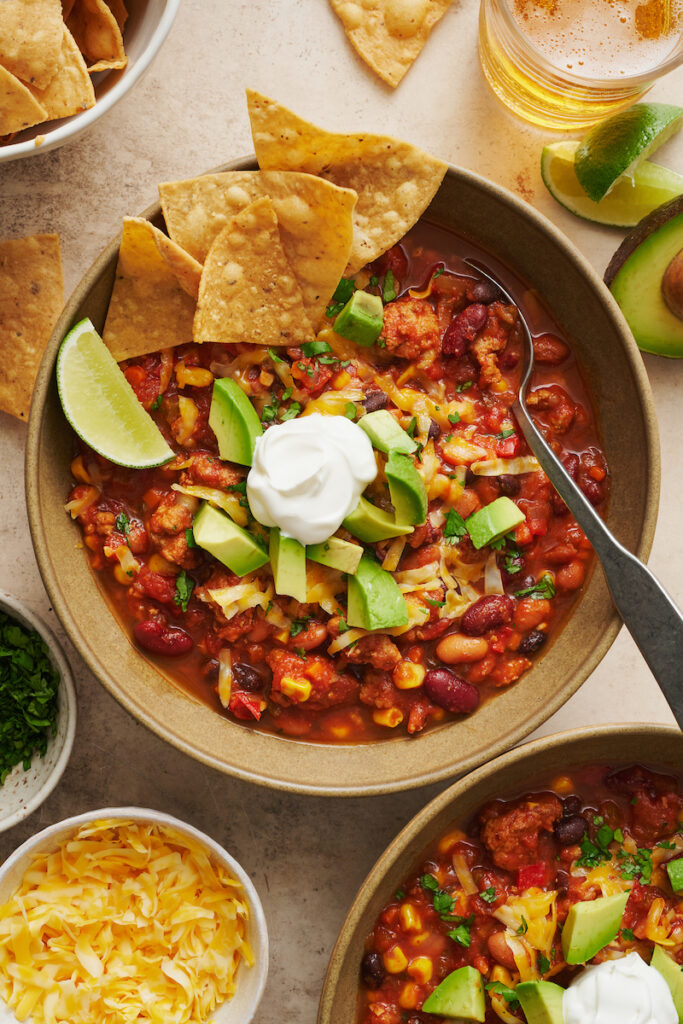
0, 591, 76, 833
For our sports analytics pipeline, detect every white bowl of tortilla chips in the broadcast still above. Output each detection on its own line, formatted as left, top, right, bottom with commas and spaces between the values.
0, 0, 179, 163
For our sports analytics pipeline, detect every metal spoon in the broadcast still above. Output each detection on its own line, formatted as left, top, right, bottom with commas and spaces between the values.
465, 259, 683, 728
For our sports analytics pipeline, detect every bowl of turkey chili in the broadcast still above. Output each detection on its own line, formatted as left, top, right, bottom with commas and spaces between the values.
26, 159, 659, 796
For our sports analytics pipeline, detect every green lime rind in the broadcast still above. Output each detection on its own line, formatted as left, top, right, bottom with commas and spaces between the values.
574, 102, 683, 203
541, 141, 683, 227
56, 318, 174, 469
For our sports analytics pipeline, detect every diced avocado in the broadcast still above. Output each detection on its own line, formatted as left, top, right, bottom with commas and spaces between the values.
193, 502, 268, 577
651, 944, 683, 1021
466, 496, 525, 550
385, 451, 427, 526
667, 857, 683, 892
307, 536, 363, 574
358, 409, 417, 454
561, 891, 629, 965
269, 528, 307, 602
209, 377, 263, 466
346, 554, 409, 631
516, 981, 565, 1024
421, 965, 485, 1021
333, 290, 383, 347
343, 496, 413, 543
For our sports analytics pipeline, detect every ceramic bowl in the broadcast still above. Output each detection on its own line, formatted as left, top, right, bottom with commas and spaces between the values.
317, 724, 683, 1022
0, 806, 268, 1024
0, 591, 77, 833
0, 0, 180, 164
26, 160, 660, 795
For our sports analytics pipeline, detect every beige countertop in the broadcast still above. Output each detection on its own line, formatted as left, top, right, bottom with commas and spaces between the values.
0, 2, 682, 1021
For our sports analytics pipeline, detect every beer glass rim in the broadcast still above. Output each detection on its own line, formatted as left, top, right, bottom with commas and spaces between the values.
489, 0, 683, 89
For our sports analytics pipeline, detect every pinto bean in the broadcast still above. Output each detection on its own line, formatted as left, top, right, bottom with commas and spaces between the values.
436, 634, 489, 664
461, 595, 514, 636
514, 598, 550, 631
134, 619, 193, 656
293, 622, 328, 650
533, 333, 570, 365
556, 560, 585, 592
487, 931, 516, 970
424, 669, 480, 713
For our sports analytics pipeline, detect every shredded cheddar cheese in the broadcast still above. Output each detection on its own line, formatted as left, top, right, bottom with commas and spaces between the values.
0, 820, 253, 1024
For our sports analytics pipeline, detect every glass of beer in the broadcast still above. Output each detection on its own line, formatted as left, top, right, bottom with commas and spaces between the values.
479, 0, 683, 130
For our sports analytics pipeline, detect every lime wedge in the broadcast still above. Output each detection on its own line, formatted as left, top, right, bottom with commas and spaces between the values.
541, 141, 683, 227
56, 318, 174, 468
573, 102, 683, 202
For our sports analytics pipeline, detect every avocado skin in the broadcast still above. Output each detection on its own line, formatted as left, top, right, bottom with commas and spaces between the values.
193, 502, 269, 577
269, 528, 307, 602
516, 980, 565, 1024
651, 944, 683, 1022
346, 554, 409, 630
421, 965, 486, 1021
604, 194, 683, 286
561, 891, 629, 965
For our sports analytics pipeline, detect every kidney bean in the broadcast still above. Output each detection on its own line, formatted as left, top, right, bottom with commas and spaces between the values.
554, 814, 588, 846
363, 391, 388, 413
361, 951, 385, 989
424, 668, 480, 713
469, 278, 502, 304
436, 633, 489, 664
487, 930, 516, 970
580, 477, 604, 506
461, 595, 514, 636
134, 618, 193, 656
442, 303, 488, 356
497, 474, 520, 497
233, 662, 263, 691
533, 333, 570, 365
518, 629, 547, 655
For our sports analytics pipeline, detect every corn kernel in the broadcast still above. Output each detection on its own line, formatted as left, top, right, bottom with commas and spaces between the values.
431, 708, 446, 722
70, 455, 91, 484
448, 480, 465, 505
280, 677, 311, 702
393, 661, 426, 690
411, 931, 431, 947
275, 629, 290, 643
305, 661, 326, 682
399, 904, 421, 932
551, 774, 575, 794
383, 946, 408, 974
373, 707, 404, 728
327, 723, 352, 740
114, 565, 134, 586
428, 474, 450, 500
175, 362, 214, 389
407, 957, 433, 985
437, 828, 466, 854
333, 370, 351, 389
492, 377, 508, 393
259, 370, 275, 387
148, 553, 180, 576
398, 982, 420, 1010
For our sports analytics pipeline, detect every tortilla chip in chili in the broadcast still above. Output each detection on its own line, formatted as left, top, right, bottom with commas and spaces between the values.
27, 27, 95, 122
246, 90, 447, 273
0, 234, 64, 422
159, 170, 356, 328
330, 0, 453, 88
0, 0, 63, 90
103, 218, 202, 361
67, 0, 127, 69
193, 196, 315, 347
0, 65, 48, 136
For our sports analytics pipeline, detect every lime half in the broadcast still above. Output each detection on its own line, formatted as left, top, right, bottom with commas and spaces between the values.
574, 102, 683, 203
56, 318, 174, 468
542, 141, 683, 227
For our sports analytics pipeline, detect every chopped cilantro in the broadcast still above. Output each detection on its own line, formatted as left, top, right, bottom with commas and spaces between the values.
150, 394, 163, 411
382, 269, 397, 303
115, 512, 130, 536
394, 889, 405, 901
301, 340, 333, 358
185, 527, 197, 549
504, 552, 523, 575
326, 277, 356, 317
576, 833, 612, 870
261, 398, 279, 422
433, 267, 445, 278
480, 887, 497, 903
515, 573, 556, 600
618, 847, 653, 883
228, 481, 247, 494
280, 402, 302, 421
447, 916, 473, 948
267, 347, 285, 363
338, 617, 350, 634
516, 916, 528, 935
657, 840, 677, 849
369, 275, 379, 287
425, 596, 446, 608
486, 982, 519, 1012
282, 386, 293, 401
444, 508, 467, 543
496, 428, 515, 439
456, 381, 473, 392
488, 536, 507, 551
173, 570, 194, 613
406, 416, 417, 437
448, 412, 461, 424
344, 402, 357, 420
420, 873, 439, 892
0, 609, 60, 784
621, 928, 635, 941
289, 617, 311, 639
376, 338, 386, 349
293, 646, 307, 660
538, 954, 550, 974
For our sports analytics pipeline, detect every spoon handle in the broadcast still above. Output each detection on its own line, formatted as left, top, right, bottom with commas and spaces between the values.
514, 401, 683, 728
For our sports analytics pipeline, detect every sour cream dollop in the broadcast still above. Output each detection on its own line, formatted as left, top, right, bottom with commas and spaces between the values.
563, 953, 677, 1024
246, 413, 377, 545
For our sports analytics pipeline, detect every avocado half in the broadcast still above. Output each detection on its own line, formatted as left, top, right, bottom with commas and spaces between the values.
605, 194, 683, 357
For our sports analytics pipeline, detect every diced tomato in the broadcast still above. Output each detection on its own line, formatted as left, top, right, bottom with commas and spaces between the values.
229, 691, 266, 721
496, 435, 521, 458
516, 861, 548, 889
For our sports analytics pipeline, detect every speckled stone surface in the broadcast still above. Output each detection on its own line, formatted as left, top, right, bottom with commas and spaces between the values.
0, 2, 681, 1021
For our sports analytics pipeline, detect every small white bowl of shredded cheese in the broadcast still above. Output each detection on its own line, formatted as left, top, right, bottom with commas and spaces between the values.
0, 808, 268, 1024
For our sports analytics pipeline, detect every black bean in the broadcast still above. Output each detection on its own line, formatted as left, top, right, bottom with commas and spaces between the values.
518, 629, 547, 655
554, 814, 587, 846
232, 662, 263, 691
428, 419, 440, 440
498, 474, 520, 497
470, 279, 503, 304
361, 951, 385, 989
562, 795, 582, 816
363, 391, 388, 413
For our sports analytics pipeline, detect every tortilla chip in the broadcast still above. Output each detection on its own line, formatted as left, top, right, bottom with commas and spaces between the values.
0, 234, 64, 421
104, 0, 128, 30
103, 218, 202, 361
159, 171, 356, 327
330, 0, 453, 87
246, 90, 447, 273
193, 197, 314, 347
67, 0, 126, 64
28, 27, 96, 122
0, 65, 48, 135
0, 0, 63, 90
